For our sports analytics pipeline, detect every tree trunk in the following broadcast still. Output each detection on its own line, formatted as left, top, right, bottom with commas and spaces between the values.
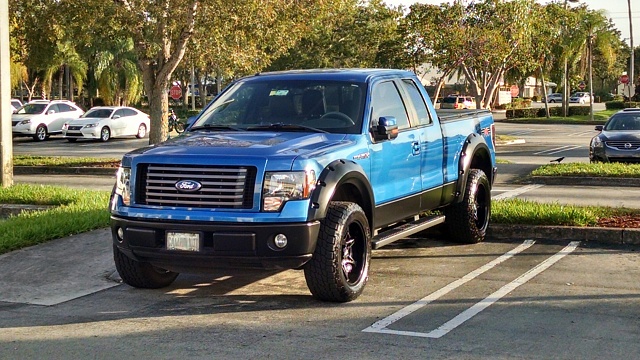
147, 84, 169, 144
58, 68, 64, 100
540, 66, 550, 119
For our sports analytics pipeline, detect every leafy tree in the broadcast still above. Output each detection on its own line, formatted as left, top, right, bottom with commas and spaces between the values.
94, 38, 143, 106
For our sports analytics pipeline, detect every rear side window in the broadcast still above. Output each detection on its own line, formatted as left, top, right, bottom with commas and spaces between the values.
371, 81, 410, 130
442, 97, 456, 104
401, 79, 432, 126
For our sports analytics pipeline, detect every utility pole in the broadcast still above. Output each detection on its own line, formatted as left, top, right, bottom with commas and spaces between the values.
0, 0, 13, 187
588, 34, 594, 121
628, 0, 635, 100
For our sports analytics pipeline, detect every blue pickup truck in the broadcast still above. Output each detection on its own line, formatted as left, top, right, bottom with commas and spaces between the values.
110, 69, 496, 302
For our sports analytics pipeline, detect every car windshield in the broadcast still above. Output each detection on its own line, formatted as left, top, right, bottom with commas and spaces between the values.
82, 109, 114, 118
442, 97, 457, 104
192, 79, 366, 134
16, 103, 47, 115
604, 114, 640, 131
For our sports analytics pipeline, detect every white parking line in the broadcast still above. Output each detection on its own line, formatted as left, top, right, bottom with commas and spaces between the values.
567, 131, 596, 137
363, 241, 580, 339
492, 184, 543, 200
533, 145, 582, 155
362, 240, 536, 336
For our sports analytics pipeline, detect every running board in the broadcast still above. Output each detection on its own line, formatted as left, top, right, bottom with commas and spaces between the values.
371, 214, 446, 249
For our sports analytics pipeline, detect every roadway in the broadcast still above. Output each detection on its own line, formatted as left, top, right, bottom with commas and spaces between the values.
2, 108, 639, 359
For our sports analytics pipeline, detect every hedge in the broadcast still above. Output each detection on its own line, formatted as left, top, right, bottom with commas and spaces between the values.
605, 101, 640, 110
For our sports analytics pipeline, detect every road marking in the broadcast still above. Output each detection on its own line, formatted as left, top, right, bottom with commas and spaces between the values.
492, 184, 543, 200
363, 241, 579, 339
362, 240, 536, 336
567, 131, 596, 137
533, 145, 582, 155
425, 241, 580, 338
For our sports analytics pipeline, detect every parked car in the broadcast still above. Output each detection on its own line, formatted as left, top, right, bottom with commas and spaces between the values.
590, 108, 640, 163
440, 95, 476, 109
12, 100, 84, 141
569, 92, 592, 104
62, 106, 150, 142
11, 99, 22, 110
541, 93, 563, 103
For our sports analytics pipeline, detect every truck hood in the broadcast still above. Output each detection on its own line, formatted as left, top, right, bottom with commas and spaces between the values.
126, 131, 349, 159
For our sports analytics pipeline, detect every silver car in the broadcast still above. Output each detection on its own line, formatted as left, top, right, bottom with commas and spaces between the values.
541, 93, 563, 103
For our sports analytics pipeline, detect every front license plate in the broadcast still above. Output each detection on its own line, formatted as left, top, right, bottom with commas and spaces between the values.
166, 232, 201, 251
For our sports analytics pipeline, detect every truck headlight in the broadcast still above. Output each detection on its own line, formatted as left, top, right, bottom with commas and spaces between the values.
19, 119, 31, 125
262, 170, 316, 211
591, 137, 603, 148
115, 167, 131, 205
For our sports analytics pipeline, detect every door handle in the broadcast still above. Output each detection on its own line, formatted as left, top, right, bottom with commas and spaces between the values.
411, 141, 420, 156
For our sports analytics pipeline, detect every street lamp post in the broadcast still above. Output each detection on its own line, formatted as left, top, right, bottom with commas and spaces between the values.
562, 0, 579, 117
588, 34, 594, 121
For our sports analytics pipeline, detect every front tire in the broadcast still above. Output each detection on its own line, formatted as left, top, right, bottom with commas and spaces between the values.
174, 121, 185, 133
303, 202, 371, 302
33, 125, 47, 141
100, 126, 111, 142
444, 169, 491, 244
113, 245, 179, 288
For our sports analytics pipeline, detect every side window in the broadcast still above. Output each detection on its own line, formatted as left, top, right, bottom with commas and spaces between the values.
123, 109, 138, 117
58, 104, 72, 112
370, 81, 410, 130
113, 109, 126, 118
47, 104, 59, 114
401, 79, 432, 126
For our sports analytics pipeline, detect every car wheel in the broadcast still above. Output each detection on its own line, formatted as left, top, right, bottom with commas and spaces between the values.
136, 124, 147, 138
100, 126, 111, 142
113, 245, 179, 288
549, 100, 556, 103
303, 201, 371, 302
33, 125, 48, 141
444, 169, 491, 244
67, 138, 77, 143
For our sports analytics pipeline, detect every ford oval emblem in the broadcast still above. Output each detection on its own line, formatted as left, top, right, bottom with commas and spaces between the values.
175, 180, 202, 192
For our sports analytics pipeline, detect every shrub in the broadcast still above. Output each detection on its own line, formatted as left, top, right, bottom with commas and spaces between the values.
569, 106, 591, 116
536, 106, 564, 117
606, 101, 625, 110
506, 108, 539, 119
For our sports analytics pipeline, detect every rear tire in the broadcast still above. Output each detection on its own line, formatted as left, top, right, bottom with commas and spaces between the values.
136, 124, 147, 138
444, 169, 491, 244
303, 202, 371, 302
113, 245, 179, 288
174, 121, 185, 133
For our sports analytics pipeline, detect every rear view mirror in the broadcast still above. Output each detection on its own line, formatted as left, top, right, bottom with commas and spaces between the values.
595, 125, 603, 131
373, 116, 398, 141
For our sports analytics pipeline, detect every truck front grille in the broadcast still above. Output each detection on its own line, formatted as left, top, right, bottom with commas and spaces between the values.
138, 164, 256, 209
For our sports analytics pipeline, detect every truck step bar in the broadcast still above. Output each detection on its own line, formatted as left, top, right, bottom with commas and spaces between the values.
371, 214, 446, 249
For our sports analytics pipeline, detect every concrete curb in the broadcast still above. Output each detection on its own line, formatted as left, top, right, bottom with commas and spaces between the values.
528, 176, 640, 187
488, 224, 640, 246
14, 166, 117, 176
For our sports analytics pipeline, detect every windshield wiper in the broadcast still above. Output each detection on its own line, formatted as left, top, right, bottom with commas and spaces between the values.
189, 124, 244, 131
246, 123, 329, 133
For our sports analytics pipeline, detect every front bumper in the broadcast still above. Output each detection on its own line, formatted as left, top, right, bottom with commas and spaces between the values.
590, 146, 640, 163
63, 129, 100, 139
111, 215, 321, 272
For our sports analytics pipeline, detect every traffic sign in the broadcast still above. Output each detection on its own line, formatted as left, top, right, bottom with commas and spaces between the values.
170, 85, 182, 100
510, 85, 519, 97
620, 74, 629, 84
578, 81, 585, 90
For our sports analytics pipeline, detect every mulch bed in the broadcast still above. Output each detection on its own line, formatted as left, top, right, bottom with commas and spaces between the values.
597, 215, 640, 228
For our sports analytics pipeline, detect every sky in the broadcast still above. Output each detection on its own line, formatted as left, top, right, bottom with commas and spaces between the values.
386, 0, 639, 49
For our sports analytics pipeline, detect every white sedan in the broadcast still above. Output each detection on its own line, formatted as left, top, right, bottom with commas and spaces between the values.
62, 106, 150, 142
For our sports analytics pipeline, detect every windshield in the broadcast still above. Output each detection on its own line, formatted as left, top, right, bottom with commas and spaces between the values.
17, 103, 47, 115
82, 109, 113, 118
192, 79, 366, 134
604, 114, 640, 131
442, 97, 457, 104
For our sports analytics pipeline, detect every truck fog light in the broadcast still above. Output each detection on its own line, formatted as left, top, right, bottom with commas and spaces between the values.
274, 234, 288, 249
117, 227, 125, 242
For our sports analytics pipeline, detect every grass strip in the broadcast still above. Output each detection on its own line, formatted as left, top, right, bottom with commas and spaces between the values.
531, 163, 640, 178
492, 198, 640, 227
0, 184, 110, 254
14, 155, 120, 168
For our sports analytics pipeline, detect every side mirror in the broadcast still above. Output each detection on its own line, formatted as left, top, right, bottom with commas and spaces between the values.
47, 110, 55, 115
595, 125, 603, 132
373, 116, 398, 141
112, 115, 121, 119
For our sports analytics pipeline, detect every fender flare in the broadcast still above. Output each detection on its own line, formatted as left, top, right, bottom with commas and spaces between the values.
454, 133, 493, 203
306, 159, 375, 230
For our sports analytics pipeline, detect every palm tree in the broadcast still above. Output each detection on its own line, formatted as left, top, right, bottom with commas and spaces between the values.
94, 38, 143, 106
43, 41, 87, 101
